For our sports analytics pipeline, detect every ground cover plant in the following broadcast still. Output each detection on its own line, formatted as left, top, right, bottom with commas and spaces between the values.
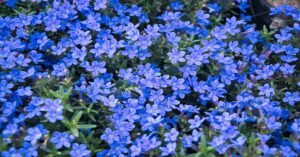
0, 0, 300, 156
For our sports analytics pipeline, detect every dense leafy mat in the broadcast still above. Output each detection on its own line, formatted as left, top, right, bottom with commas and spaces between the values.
0, 0, 300, 156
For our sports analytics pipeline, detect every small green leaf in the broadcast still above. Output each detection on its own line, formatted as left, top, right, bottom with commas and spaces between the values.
200, 134, 207, 148
76, 124, 97, 129
206, 153, 216, 157
71, 111, 83, 124
207, 146, 214, 151
71, 128, 79, 137
88, 114, 96, 122
87, 131, 95, 139
63, 103, 73, 112
62, 119, 72, 128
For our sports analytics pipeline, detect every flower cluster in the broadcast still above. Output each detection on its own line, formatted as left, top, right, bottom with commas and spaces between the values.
0, 0, 300, 156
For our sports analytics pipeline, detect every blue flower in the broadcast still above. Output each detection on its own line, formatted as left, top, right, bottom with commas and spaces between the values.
50, 132, 75, 149
100, 95, 118, 108
237, 0, 249, 12
257, 133, 271, 144
15, 54, 31, 67
207, 3, 221, 13
166, 32, 181, 46
208, 135, 226, 148
202, 39, 220, 52
127, 5, 142, 16
29, 50, 43, 64
188, 115, 205, 129
51, 43, 67, 56
24, 124, 48, 145
85, 61, 106, 77
2, 123, 18, 137
291, 119, 300, 135
145, 24, 160, 39
231, 136, 246, 147
196, 10, 210, 26
130, 144, 142, 157
74, 30, 92, 46
275, 29, 292, 43
159, 11, 182, 21
201, 77, 226, 101
168, 76, 186, 91
1, 147, 22, 157
51, 63, 68, 77
142, 115, 163, 131
258, 84, 275, 97
280, 55, 298, 62
101, 128, 119, 144
136, 35, 152, 49
41, 98, 64, 123
280, 63, 295, 75
118, 68, 133, 80
37, 35, 52, 50
149, 89, 164, 103
186, 51, 209, 66
19, 142, 38, 157
180, 65, 197, 78
170, 1, 183, 10
0, 80, 13, 101
91, 38, 119, 58
211, 26, 228, 40
125, 23, 140, 41
280, 146, 297, 157
164, 128, 179, 142
265, 117, 282, 130
71, 46, 87, 61
259, 145, 277, 156
283, 92, 300, 106
160, 143, 176, 156
70, 143, 91, 157
94, 0, 107, 10
139, 13, 149, 23
44, 16, 61, 32
182, 135, 193, 148
167, 48, 185, 64
17, 86, 32, 97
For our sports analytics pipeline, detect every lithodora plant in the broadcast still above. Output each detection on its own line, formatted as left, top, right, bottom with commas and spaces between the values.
0, 0, 300, 157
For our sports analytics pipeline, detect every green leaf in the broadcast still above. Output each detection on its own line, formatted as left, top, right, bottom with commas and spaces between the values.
87, 131, 95, 139
71, 111, 83, 124
76, 124, 97, 129
207, 146, 214, 151
194, 152, 202, 157
49, 90, 61, 98
200, 134, 207, 148
206, 153, 216, 157
62, 119, 72, 128
71, 128, 79, 137
63, 103, 73, 112
88, 114, 96, 122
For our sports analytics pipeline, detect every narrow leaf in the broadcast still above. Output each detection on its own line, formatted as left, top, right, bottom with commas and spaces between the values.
76, 124, 97, 129
71, 111, 83, 124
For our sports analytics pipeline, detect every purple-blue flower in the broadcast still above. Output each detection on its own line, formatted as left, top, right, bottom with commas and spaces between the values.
160, 143, 176, 156
167, 48, 185, 64
188, 115, 205, 129
24, 124, 48, 145
258, 84, 275, 97
50, 132, 75, 149
70, 143, 91, 157
164, 128, 179, 142
283, 92, 300, 106
41, 98, 64, 123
